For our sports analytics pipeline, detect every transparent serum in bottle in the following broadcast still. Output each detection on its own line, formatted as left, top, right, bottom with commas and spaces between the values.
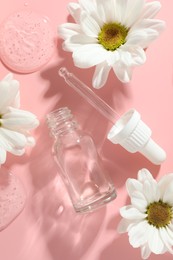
47, 107, 116, 213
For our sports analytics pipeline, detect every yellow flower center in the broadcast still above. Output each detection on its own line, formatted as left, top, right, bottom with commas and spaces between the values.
146, 200, 172, 228
98, 22, 129, 51
0, 114, 2, 127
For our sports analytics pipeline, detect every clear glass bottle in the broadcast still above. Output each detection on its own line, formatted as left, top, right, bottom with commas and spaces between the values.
47, 107, 116, 213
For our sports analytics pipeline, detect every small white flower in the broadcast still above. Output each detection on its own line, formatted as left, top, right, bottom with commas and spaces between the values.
58, 0, 165, 88
118, 168, 173, 259
0, 73, 39, 164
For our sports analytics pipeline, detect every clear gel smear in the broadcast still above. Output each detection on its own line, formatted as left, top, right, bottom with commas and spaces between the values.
0, 9, 56, 73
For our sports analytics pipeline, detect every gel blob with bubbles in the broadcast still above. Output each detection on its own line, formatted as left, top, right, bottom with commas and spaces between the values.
0, 10, 56, 73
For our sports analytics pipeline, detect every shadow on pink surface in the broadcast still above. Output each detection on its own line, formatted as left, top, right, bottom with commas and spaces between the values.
1, 33, 162, 259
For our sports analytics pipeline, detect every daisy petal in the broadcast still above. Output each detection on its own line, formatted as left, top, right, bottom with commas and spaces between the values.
71, 34, 97, 44
113, 63, 133, 83
158, 174, 173, 199
26, 136, 35, 146
141, 1, 162, 19
95, 0, 118, 24
148, 226, 165, 254
117, 218, 135, 234
0, 77, 19, 113
131, 191, 148, 212
126, 178, 143, 196
92, 62, 111, 89
141, 244, 151, 259
10, 148, 25, 156
80, 11, 100, 37
73, 44, 107, 68
79, 0, 97, 15
120, 205, 146, 220
2, 108, 39, 130
124, 0, 145, 28
131, 18, 165, 33
0, 128, 27, 149
137, 168, 154, 183
128, 220, 149, 248
58, 23, 81, 40
106, 51, 120, 66
115, 0, 128, 25
162, 181, 173, 206
68, 3, 81, 23
143, 179, 159, 203
159, 228, 173, 254
0, 147, 7, 164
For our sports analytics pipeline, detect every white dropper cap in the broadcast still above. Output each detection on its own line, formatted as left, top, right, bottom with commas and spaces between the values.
107, 109, 166, 165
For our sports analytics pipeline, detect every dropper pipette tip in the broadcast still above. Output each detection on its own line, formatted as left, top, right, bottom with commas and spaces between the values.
59, 67, 69, 78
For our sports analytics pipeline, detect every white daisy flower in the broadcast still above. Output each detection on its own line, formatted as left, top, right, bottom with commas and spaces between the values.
118, 168, 173, 259
58, 0, 165, 88
0, 73, 39, 164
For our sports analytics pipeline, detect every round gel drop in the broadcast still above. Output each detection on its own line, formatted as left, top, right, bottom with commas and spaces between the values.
0, 10, 56, 73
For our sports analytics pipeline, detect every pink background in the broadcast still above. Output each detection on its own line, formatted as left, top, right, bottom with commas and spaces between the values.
0, 0, 173, 259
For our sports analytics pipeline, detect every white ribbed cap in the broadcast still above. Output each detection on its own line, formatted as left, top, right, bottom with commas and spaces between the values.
107, 109, 166, 165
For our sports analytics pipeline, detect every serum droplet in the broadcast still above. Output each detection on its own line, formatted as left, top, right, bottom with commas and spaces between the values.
0, 167, 26, 231
0, 10, 56, 73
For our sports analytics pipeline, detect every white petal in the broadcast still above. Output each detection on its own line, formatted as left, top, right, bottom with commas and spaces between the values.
0, 128, 27, 149
126, 178, 143, 197
166, 225, 173, 239
137, 168, 154, 184
26, 136, 35, 146
123, 0, 145, 28
92, 62, 111, 89
113, 63, 133, 83
117, 218, 135, 233
120, 45, 146, 66
106, 51, 120, 66
148, 226, 165, 254
71, 34, 97, 44
80, 11, 100, 37
0, 77, 19, 113
133, 19, 165, 34
0, 133, 12, 151
120, 205, 146, 220
0, 147, 7, 164
116, 45, 146, 68
73, 44, 107, 68
68, 3, 81, 23
79, 0, 97, 14
58, 23, 81, 40
62, 39, 81, 52
95, 0, 107, 24
10, 147, 25, 156
158, 174, 173, 200
95, 0, 118, 24
114, 0, 128, 25
127, 29, 156, 46
128, 221, 149, 248
141, 1, 162, 19
141, 244, 151, 259
128, 19, 165, 48
131, 191, 148, 212
143, 179, 160, 204
159, 228, 173, 254
2, 108, 39, 131
12, 90, 20, 109
162, 181, 173, 206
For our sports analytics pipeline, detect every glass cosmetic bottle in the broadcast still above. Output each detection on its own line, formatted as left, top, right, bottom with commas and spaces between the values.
47, 107, 116, 213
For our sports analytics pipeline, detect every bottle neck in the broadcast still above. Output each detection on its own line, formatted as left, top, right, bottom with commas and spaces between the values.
47, 107, 79, 138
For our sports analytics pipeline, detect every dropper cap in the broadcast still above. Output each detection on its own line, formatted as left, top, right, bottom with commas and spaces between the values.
107, 109, 166, 165
59, 67, 166, 165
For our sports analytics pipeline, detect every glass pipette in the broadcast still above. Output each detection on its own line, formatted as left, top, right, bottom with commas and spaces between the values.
59, 67, 120, 125
58, 67, 167, 165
